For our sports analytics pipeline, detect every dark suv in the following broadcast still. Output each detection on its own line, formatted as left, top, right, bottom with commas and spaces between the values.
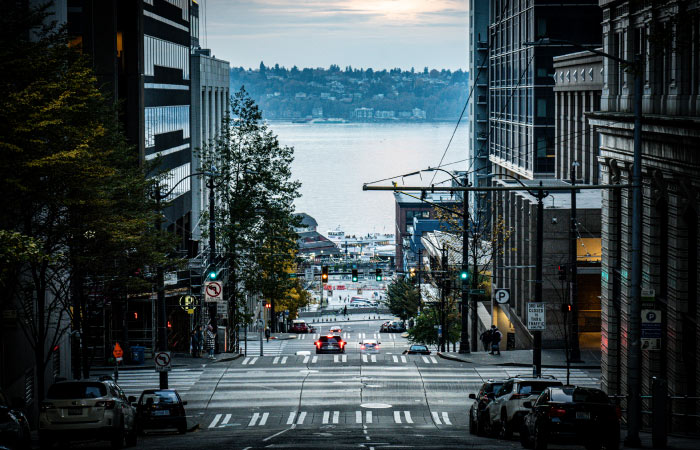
314, 335, 346, 354
468, 380, 503, 436
0, 390, 30, 450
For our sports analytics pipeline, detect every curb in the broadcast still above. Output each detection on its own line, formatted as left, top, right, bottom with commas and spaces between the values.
215, 353, 243, 363
437, 352, 472, 364
436, 353, 600, 369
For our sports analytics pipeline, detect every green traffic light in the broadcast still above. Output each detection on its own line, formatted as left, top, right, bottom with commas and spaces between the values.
460, 271, 468, 280
209, 271, 217, 280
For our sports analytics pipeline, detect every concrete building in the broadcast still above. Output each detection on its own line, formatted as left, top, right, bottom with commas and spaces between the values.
553, 51, 604, 184
588, 0, 700, 418
491, 180, 602, 349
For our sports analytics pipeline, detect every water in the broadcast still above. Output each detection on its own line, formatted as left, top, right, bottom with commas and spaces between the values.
271, 121, 469, 236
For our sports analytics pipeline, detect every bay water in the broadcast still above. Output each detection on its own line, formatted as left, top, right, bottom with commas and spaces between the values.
271, 121, 469, 236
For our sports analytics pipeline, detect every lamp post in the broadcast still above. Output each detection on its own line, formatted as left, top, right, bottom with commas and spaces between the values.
569, 161, 582, 362
524, 38, 643, 446
425, 167, 471, 354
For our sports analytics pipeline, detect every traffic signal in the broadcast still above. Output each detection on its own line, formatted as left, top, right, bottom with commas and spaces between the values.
351, 268, 358, 282
264, 302, 271, 309
409, 267, 416, 277
460, 269, 469, 281
558, 264, 567, 280
321, 266, 329, 283
208, 268, 217, 280
561, 303, 572, 313
375, 268, 382, 281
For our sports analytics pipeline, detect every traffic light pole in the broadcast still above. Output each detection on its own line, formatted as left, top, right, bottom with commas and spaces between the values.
569, 163, 582, 362
533, 183, 547, 378
459, 188, 470, 353
155, 188, 168, 389
440, 245, 448, 353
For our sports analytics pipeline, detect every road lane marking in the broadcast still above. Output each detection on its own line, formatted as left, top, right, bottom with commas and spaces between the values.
371, 355, 377, 363
431, 411, 442, 425
366, 411, 372, 423
250, 357, 258, 365
299, 334, 305, 340
322, 411, 330, 424
303, 356, 310, 364
259, 412, 269, 426
356, 411, 362, 423
209, 414, 222, 428
362, 354, 368, 363
342, 354, 347, 362
392, 355, 398, 363
404, 411, 413, 424
390, 334, 396, 340
281, 356, 288, 364
430, 356, 438, 364
393, 411, 401, 424
248, 413, 260, 427
242, 357, 250, 365
334, 355, 339, 363
262, 428, 290, 442
332, 411, 339, 424
287, 412, 296, 425
422, 356, 429, 364
442, 412, 452, 425
312, 356, 318, 364
220, 414, 231, 426
273, 357, 279, 364
297, 411, 306, 424
401, 356, 407, 363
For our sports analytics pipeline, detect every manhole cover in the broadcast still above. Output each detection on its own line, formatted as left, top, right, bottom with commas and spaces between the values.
360, 402, 392, 409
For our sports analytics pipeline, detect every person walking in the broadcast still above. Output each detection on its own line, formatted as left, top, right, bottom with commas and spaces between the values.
489, 325, 502, 355
480, 328, 492, 352
206, 324, 216, 360
265, 327, 271, 343
190, 329, 199, 358
195, 325, 204, 357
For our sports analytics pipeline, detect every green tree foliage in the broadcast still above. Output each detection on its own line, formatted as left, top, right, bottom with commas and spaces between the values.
198, 88, 302, 333
386, 278, 421, 320
0, 4, 172, 390
406, 305, 461, 349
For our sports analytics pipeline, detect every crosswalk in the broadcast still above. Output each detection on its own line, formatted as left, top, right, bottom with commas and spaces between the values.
296, 333, 386, 340
206, 410, 458, 429
111, 368, 204, 396
238, 354, 438, 365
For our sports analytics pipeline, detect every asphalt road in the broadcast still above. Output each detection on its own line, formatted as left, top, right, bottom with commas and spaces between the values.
65, 315, 601, 450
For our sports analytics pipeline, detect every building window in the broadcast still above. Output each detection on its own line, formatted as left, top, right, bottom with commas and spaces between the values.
161, 163, 191, 201
144, 35, 190, 80
537, 98, 547, 118
144, 105, 190, 148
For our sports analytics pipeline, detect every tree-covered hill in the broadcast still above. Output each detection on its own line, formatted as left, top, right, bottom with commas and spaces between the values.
229, 63, 468, 122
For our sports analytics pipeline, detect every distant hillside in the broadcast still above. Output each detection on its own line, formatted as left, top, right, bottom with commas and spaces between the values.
229, 64, 469, 122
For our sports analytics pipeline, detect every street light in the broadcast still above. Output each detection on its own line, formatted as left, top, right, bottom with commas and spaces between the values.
524, 37, 644, 446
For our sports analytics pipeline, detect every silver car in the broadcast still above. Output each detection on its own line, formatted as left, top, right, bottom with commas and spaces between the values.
39, 378, 137, 449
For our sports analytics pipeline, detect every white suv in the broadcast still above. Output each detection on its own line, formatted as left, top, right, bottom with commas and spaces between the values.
39, 377, 137, 449
485, 375, 563, 439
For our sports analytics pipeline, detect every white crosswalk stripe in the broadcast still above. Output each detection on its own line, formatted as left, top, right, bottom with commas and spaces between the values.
110, 368, 203, 396
248, 412, 269, 426
430, 356, 438, 364
366, 410, 372, 423
422, 356, 429, 364
209, 414, 221, 428
312, 356, 318, 363
297, 411, 307, 424
362, 354, 368, 363
392, 355, 398, 363
393, 410, 413, 424
401, 355, 407, 363
303, 355, 310, 364
442, 412, 452, 425
356, 411, 362, 423
371, 355, 377, 363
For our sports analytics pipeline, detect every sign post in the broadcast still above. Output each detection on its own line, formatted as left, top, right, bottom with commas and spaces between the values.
527, 303, 546, 331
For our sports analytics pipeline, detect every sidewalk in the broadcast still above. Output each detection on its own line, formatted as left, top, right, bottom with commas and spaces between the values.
438, 348, 601, 369
92, 352, 242, 371
631, 431, 700, 449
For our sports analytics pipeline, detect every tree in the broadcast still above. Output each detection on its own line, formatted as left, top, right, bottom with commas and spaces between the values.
198, 87, 301, 339
406, 305, 460, 349
386, 278, 421, 320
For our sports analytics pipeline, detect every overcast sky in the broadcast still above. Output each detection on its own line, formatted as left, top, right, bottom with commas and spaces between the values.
200, 0, 469, 71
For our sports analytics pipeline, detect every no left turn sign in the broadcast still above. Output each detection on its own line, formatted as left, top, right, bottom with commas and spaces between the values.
154, 351, 171, 372
205, 281, 223, 302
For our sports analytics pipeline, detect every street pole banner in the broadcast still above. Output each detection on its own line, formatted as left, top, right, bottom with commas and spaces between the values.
205, 281, 223, 302
527, 303, 546, 331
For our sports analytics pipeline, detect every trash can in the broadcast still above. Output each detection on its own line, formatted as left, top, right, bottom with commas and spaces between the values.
131, 346, 145, 365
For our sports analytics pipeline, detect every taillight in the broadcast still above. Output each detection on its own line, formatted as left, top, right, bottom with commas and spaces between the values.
40, 402, 55, 411
360, 344, 365, 349
340, 341, 345, 348
315, 341, 321, 347
375, 345, 380, 349
548, 407, 567, 418
96, 400, 116, 409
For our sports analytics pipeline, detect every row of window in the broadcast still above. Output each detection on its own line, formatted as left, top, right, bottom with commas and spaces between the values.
145, 105, 190, 148
144, 35, 190, 80
162, 163, 191, 201
143, 0, 188, 21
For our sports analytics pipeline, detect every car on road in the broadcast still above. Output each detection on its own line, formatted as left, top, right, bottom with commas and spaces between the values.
520, 386, 620, 450
403, 344, 431, 355
314, 334, 346, 354
386, 321, 406, 333
485, 375, 563, 439
379, 321, 391, 332
468, 380, 503, 436
329, 325, 342, 333
0, 390, 30, 450
135, 389, 188, 434
290, 319, 310, 333
39, 378, 138, 449
360, 339, 380, 353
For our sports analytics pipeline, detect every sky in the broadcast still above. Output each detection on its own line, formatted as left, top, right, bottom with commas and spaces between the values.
200, 0, 469, 71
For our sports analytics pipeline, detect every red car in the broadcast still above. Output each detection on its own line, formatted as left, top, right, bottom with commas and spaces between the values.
314, 335, 346, 354
290, 320, 309, 333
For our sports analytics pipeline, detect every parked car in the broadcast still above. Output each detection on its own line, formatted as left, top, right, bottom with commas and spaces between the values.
290, 320, 309, 333
520, 386, 620, 450
379, 321, 391, 332
314, 335, 346, 354
360, 339, 380, 353
485, 375, 563, 439
387, 321, 406, 333
0, 390, 30, 450
135, 389, 187, 434
39, 378, 137, 449
403, 344, 430, 355
468, 380, 503, 436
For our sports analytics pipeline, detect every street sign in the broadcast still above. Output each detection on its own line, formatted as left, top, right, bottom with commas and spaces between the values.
527, 303, 546, 331
305, 268, 314, 280
641, 289, 656, 309
112, 343, 123, 360
154, 351, 172, 372
204, 281, 223, 302
494, 288, 510, 304
470, 289, 486, 295
179, 295, 196, 311
641, 309, 662, 351
284, 309, 289, 316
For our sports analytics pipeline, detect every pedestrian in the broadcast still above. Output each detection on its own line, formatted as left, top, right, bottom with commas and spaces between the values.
265, 327, 271, 343
196, 325, 204, 357
489, 325, 502, 355
480, 328, 492, 352
190, 329, 198, 358
206, 324, 216, 360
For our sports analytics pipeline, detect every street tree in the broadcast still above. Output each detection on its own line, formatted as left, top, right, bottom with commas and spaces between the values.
386, 278, 421, 321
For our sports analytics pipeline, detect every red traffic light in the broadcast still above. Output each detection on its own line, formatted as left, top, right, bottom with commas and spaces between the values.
264, 303, 271, 309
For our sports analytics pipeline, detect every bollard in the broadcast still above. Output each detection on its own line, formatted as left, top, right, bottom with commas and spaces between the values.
652, 376, 667, 449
